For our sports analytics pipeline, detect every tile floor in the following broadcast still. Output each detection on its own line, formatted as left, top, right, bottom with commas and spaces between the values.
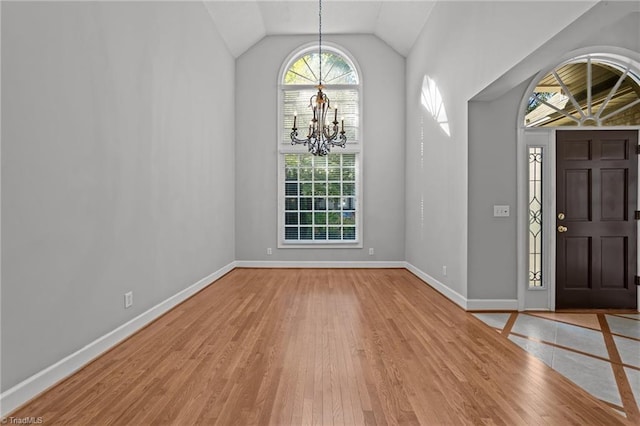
473, 312, 640, 420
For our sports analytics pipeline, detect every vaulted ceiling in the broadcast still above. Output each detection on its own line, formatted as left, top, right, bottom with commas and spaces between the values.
203, 1, 436, 58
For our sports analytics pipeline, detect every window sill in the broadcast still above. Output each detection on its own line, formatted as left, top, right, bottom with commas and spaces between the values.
278, 241, 363, 249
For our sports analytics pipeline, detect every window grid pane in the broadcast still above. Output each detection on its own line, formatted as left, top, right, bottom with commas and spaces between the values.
284, 153, 357, 242
283, 89, 359, 143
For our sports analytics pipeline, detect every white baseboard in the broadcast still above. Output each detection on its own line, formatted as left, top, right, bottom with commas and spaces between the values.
0, 261, 237, 417
405, 263, 517, 312
405, 262, 468, 309
235, 260, 406, 268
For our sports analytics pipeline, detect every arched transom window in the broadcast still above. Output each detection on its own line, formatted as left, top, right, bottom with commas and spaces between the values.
525, 54, 640, 127
278, 46, 362, 247
282, 48, 360, 143
284, 50, 358, 85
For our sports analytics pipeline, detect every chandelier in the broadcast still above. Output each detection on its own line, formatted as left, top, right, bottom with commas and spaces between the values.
290, 0, 346, 156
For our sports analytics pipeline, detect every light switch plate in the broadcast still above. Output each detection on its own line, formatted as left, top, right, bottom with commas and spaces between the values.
493, 205, 510, 217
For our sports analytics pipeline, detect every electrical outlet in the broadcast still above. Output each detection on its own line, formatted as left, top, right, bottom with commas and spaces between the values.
369, 248, 374, 256
267, 247, 273, 255
124, 291, 133, 309
443, 265, 447, 276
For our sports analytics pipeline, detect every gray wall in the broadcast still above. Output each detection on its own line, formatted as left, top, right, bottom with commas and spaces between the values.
466, 4, 640, 302
404, 1, 596, 299
235, 35, 405, 262
467, 82, 528, 300
1, 1, 235, 391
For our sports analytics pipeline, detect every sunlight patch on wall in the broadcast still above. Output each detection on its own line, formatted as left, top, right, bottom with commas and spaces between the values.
419, 114, 425, 236
421, 75, 450, 136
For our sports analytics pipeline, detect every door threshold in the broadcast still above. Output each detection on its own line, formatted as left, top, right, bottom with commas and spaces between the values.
553, 308, 639, 314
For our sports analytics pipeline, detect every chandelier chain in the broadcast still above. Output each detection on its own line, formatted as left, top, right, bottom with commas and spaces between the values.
289, 0, 346, 156
318, 0, 322, 85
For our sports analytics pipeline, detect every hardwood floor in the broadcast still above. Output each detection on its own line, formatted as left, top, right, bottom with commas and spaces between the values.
8, 268, 630, 425
474, 311, 640, 421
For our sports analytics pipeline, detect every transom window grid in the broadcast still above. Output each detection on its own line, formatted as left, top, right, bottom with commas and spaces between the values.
525, 55, 640, 127
284, 154, 358, 243
284, 51, 358, 86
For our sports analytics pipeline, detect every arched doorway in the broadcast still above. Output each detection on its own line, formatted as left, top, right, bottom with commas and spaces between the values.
517, 50, 640, 311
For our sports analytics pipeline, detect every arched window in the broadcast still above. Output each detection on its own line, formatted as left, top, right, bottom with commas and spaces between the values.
524, 54, 640, 127
278, 45, 362, 247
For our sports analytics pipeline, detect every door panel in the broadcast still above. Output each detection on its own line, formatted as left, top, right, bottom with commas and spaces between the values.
600, 237, 627, 289
562, 140, 591, 160
562, 237, 591, 289
565, 170, 591, 221
601, 139, 628, 160
600, 169, 627, 220
556, 130, 637, 309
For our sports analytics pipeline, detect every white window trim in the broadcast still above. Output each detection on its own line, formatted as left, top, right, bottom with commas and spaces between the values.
277, 42, 363, 249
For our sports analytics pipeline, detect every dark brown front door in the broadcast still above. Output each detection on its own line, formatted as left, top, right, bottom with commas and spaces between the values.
556, 130, 638, 309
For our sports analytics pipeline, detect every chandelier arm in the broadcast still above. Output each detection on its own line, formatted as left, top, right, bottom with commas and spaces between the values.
291, 130, 307, 145
325, 126, 339, 141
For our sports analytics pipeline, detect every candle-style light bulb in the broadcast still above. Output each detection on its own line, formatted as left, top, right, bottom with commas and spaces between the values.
293, 112, 297, 128
334, 105, 338, 122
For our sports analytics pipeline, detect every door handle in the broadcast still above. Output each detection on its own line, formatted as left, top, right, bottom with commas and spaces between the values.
558, 225, 568, 233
